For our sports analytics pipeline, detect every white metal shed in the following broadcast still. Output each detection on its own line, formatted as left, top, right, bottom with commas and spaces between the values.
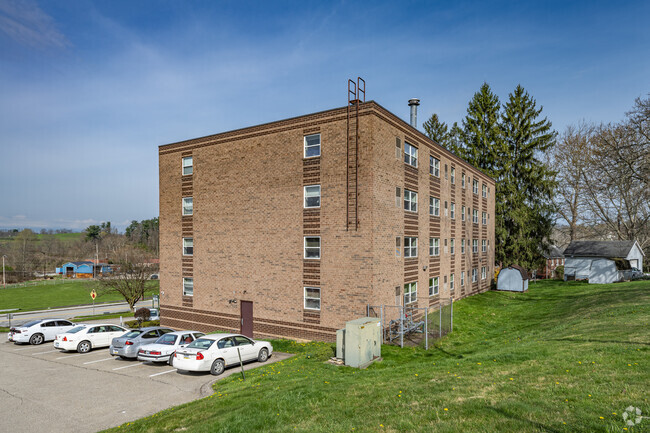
497, 265, 529, 292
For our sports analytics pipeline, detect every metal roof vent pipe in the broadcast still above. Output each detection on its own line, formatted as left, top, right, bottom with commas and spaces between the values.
408, 98, 420, 129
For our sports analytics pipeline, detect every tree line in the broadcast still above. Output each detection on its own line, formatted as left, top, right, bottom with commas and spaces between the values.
423, 85, 648, 271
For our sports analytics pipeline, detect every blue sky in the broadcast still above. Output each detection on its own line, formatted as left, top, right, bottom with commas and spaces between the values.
0, 0, 648, 231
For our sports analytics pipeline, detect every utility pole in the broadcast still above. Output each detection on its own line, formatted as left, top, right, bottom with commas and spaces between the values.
2, 255, 7, 288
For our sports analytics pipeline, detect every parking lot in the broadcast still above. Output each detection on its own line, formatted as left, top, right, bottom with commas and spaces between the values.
0, 335, 292, 433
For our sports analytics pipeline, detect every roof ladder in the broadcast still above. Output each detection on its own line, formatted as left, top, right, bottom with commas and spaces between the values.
346, 77, 365, 231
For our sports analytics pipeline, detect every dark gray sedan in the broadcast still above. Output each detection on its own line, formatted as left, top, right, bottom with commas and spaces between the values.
109, 326, 174, 359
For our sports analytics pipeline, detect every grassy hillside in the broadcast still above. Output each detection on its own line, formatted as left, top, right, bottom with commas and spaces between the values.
104, 280, 649, 433
0, 280, 159, 312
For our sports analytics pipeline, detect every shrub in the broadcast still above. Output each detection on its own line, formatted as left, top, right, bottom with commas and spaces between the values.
125, 319, 160, 328
554, 265, 564, 280
134, 307, 151, 323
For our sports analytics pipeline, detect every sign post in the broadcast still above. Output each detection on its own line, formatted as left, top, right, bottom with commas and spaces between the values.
91, 289, 97, 316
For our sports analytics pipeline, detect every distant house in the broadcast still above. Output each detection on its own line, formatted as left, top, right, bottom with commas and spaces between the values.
540, 245, 565, 279
563, 240, 645, 284
57, 261, 112, 279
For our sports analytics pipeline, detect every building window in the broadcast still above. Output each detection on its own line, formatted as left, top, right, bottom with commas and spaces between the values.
482, 239, 487, 252
482, 183, 487, 198
404, 237, 418, 258
183, 278, 193, 296
473, 209, 479, 224
481, 266, 487, 280
182, 197, 193, 216
461, 206, 466, 221
450, 202, 455, 219
482, 212, 487, 225
429, 277, 439, 296
395, 137, 401, 159
450, 273, 455, 291
461, 239, 466, 254
461, 173, 466, 188
444, 201, 448, 217
451, 167, 455, 184
304, 237, 321, 259
444, 164, 448, 179
404, 282, 417, 304
304, 185, 321, 208
182, 156, 193, 176
461, 271, 465, 286
473, 179, 479, 194
183, 238, 193, 256
396, 237, 401, 257
395, 187, 401, 207
430, 197, 440, 216
472, 268, 478, 283
444, 238, 448, 254
430, 156, 440, 176
473, 239, 478, 253
450, 238, 455, 254
429, 238, 440, 256
304, 134, 321, 158
304, 287, 321, 310
404, 189, 418, 212
404, 142, 418, 167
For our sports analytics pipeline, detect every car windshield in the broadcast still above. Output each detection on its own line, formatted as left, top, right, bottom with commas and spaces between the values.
186, 339, 215, 350
155, 334, 177, 345
123, 331, 143, 339
21, 320, 42, 328
67, 326, 86, 334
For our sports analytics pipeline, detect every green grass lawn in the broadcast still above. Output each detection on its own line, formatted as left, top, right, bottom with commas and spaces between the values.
102, 279, 649, 433
0, 280, 159, 312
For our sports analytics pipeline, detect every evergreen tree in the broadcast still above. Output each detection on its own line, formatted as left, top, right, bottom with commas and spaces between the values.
423, 113, 451, 149
498, 85, 557, 268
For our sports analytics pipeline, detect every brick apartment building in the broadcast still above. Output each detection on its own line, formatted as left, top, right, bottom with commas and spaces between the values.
159, 100, 495, 341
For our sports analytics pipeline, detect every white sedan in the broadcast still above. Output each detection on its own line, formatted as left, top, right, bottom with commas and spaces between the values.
137, 330, 205, 364
173, 333, 273, 375
8, 319, 76, 345
54, 324, 129, 353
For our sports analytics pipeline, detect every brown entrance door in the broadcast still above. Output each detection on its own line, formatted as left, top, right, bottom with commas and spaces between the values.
240, 301, 253, 337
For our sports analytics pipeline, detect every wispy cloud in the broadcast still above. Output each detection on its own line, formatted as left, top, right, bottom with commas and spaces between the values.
0, 0, 68, 49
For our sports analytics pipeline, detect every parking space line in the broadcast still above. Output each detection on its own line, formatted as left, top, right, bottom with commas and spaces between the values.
149, 369, 177, 377
32, 349, 59, 355
83, 357, 114, 365
113, 363, 144, 371
14, 346, 43, 351
55, 353, 84, 360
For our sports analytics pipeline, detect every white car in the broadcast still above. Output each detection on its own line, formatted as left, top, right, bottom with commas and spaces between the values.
54, 324, 129, 353
137, 330, 205, 364
173, 333, 273, 375
8, 319, 76, 345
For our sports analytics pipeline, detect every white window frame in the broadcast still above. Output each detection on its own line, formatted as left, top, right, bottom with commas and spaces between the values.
304, 134, 321, 158
183, 237, 193, 256
304, 287, 321, 310
430, 197, 440, 217
461, 173, 466, 188
481, 266, 487, 280
473, 209, 479, 224
482, 239, 487, 252
462, 206, 466, 221
461, 239, 466, 254
473, 179, 479, 194
444, 201, 448, 217
451, 167, 455, 184
450, 238, 455, 254
404, 282, 417, 304
429, 277, 439, 296
404, 142, 418, 167
450, 202, 455, 219
473, 239, 478, 253
482, 212, 487, 225
183, 277, 193, 296
404, 189, 418, 212
182, 156, 193, 176
450, 273, 455, 291
430, 156, 440, 177
182, 197, 193, 216
304, 185, 321, 208
429, 237, 440, 256
461, 271, 465, 286
404, 237, 418, 258
304, 236, 321, 259
482, 183, 487, 198
472, 268, 478, 283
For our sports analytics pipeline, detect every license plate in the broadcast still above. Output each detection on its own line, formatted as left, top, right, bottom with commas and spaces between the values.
184, 356, 189, 359
112, 349, 118, 355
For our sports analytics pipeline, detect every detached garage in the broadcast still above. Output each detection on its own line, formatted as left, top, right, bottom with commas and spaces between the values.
563, 240, 645, 284
497, 265, 529, 292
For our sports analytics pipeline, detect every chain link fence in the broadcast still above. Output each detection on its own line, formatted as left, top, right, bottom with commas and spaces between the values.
367, 298, 453, 349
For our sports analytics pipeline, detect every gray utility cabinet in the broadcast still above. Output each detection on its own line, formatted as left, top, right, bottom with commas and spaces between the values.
337, 317, 381, 368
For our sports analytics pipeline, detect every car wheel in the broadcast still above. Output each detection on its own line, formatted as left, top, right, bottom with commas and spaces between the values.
29, 333, 44, 345
168, 354, 174, 366
210, 359, 225, 376
258, 348, 269, 363
77, 340, 91, 353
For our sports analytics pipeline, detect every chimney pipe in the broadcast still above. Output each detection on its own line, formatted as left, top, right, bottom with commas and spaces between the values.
408, 98, 420, 128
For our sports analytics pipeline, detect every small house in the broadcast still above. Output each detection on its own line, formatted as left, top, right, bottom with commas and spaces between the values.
540, 245, 564, 278
497, 265, 529, 292
58, 261, 112, 278
563, 240, 645, 284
